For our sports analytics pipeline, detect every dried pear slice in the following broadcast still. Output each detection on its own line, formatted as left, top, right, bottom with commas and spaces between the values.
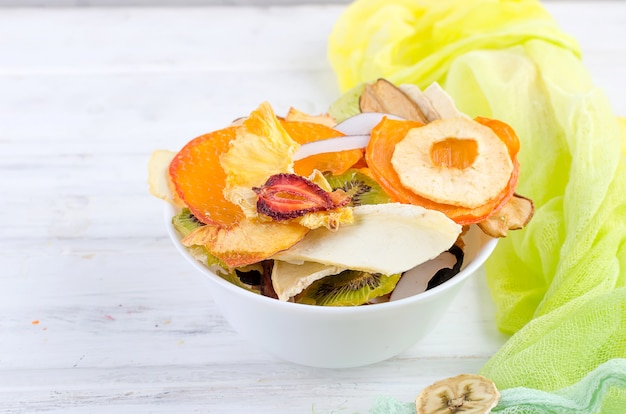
272, 261, 345, 302
271, 203, 461, 275
398, 84, 440, 122
399, 82, 468, 122
392, 117, 513, 209
423, 82, 467, 120
416, 374, 500, 414
359, 78, 428, 123
478, 193, 535, 238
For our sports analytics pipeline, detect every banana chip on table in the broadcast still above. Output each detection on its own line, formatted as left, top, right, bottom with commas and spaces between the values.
416, 374, 500, 414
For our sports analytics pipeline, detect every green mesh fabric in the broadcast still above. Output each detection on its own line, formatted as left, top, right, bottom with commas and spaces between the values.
367, 359, 626, 413
327, 0, 626, 403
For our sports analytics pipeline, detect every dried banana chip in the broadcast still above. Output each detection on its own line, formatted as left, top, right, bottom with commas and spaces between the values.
478, 193, 535, 237
416, 373, 500, 414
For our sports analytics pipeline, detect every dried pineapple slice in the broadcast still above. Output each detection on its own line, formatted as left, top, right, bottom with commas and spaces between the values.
391, 117, 513, 209
221, 101, 299, 199
284, 107, 337, 128
415, 374, 500, 414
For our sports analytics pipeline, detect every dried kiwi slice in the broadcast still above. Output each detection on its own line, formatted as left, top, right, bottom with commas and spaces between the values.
295, 270, 401, 306
172, 208, 206, 237
172, 209, 259, 293
324, 169, 391, 206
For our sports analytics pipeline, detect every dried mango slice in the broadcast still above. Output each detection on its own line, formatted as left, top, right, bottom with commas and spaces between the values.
391, 117, 513, 208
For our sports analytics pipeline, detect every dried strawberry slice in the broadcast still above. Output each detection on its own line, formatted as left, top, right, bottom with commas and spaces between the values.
253, 173, 348, 221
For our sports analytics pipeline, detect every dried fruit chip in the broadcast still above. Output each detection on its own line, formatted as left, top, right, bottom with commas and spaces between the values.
294, 148, 365, 177
399, 82, 469, 122
478, 193, 535, 237
221, 102, 299, 192
283, 107, 337, 128
148, 149, 184, 207
169, 126, 245, 225
280, 117, 364, 177
391, 117, 513, 209
359, 78, 428, 123
415, 373, 500, 414
181, 217, 309, 269
271, 261, 345, 302
280, 119, 344, 145
422, 82, 467, 120
253, 173, 350, 221
272, 203, 461, 275
365, 117, 520, 225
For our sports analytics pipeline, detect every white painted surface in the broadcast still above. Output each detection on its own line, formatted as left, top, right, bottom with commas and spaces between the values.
0, 2, 624, 413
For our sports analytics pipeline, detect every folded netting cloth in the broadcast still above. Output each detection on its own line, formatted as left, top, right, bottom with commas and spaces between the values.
328, 0, 626, 408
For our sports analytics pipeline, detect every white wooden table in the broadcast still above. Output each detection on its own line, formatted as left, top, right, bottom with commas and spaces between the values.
1, 2, 624, 413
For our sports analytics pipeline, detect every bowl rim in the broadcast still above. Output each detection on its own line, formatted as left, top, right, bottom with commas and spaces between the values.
164, 202, 497, 314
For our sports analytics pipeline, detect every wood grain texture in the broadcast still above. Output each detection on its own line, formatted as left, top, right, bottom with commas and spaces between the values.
1, 2, 624, 413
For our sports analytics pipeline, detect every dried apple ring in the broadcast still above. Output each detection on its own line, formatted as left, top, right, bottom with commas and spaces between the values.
391, 117, 513, 209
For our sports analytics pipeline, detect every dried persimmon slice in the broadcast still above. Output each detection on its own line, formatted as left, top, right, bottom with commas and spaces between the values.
365, 117, 519, 225
169, 126, 244, 226
281, 118, 363, 176
391, 117, 513, 209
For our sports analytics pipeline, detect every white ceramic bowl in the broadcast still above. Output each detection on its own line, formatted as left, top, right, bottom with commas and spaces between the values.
165, 203, 497, 368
